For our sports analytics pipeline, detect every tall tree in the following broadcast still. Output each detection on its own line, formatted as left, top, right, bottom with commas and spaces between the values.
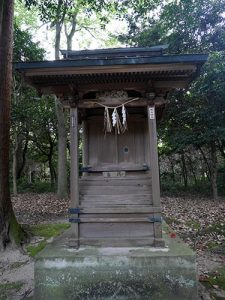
0, 0, 25, 250
121, 0, 225, 53
22, 0, 118, 198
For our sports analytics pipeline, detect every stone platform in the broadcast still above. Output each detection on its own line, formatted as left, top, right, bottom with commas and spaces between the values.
34, 224, 198, 300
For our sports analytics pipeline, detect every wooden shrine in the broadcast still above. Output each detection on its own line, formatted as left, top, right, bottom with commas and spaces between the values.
15, 45, 207, 248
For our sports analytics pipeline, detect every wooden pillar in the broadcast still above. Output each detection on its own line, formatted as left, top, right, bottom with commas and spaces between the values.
69, 106, 79, 247
147, 105, 164, 246
82, 120, 88, 168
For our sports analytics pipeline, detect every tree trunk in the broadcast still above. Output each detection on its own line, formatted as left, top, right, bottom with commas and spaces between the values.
186, 154, 197, 185
209, 142, 218, 201
55, 97, 68, 198
181, 153, 188, 188
0, 0, 25, 250
65, 14, 77, 51
16, 133, 28, 179
198, 146, 211, 181
55, 22, 61, 60
12, 134, 18, 195
48, 145, 56, 187
49, 158, 55, 187
54, 17, 68, 198
170, 159, 175, 183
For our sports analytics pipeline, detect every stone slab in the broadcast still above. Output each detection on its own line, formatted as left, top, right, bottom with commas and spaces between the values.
34, 223, 198, 300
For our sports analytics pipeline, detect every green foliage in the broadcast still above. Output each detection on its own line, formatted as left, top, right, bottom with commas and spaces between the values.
207, 268, 225, 290
159, 51, 225, 151
13, 23, 45, 61
186, 220, 201, 230
203, 223, 225, 235
17, 180, 56, 193
122, 0, 225, 53
15, 0, 39, 29
161, 178, 211, 196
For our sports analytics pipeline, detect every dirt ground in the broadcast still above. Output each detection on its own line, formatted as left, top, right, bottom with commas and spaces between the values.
0, 193, 225, 299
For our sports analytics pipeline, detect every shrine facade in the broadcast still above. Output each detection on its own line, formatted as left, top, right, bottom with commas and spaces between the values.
15, 45, 207, 248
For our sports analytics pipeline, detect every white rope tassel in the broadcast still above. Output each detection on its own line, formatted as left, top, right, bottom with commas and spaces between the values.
104, 107, 112, 133
112, 108, 117, 127
121, 104, 127, 133
116, 109, 123, 134
96, 98, 140, 135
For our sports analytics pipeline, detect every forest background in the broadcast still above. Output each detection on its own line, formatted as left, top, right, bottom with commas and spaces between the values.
11, 0, 225, 201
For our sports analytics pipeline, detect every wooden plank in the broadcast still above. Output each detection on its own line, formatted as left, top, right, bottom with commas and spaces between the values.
78, 213, 154, 218
80, 172, 150, 179
78, 207, 161, 214
80, 193, 152, 199
69, 107, 79, 247
77, 217, 155, 223
80, 181, 151, 186
80, 223, 154, 238
80, 187, 151, 195
79, 237, 155, 247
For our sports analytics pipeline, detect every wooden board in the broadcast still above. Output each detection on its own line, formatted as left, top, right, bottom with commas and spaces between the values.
86, 115, 149, 170
80, 223, 154, 238
77, 207, 161, 214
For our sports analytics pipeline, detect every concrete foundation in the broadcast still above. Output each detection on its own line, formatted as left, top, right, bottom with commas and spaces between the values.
34, 224, 198, 300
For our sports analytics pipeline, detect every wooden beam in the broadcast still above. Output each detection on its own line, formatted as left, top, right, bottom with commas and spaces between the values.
24, 63, 197, 77
147, 105, 164, 244
69, 106, 79, 247
61, 97, 166, 109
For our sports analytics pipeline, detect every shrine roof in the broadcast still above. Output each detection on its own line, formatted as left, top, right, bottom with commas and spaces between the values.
14, 46, 208, 97
15, 52, 207, 71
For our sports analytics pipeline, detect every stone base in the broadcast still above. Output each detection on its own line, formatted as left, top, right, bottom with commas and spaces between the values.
34, 224, 198, 300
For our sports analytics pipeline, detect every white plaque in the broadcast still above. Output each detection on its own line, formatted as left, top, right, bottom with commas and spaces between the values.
149, 107, 155, 119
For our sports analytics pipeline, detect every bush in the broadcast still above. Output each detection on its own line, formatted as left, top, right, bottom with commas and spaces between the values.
17, 179, 56, 193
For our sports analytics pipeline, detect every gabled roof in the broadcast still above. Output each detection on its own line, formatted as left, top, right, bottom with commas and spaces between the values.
60, 45, 169, 60
14, 46, 208, 99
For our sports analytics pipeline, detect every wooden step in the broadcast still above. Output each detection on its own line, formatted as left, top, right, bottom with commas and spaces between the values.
80, 175, 151, 181
78, 206, 161, 213
80, 187, 151, 195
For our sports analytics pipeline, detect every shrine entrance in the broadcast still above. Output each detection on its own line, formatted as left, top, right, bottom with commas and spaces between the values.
84, 111, 149, 172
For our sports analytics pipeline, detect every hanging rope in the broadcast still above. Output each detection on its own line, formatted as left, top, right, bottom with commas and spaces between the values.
89, 97, 139, 134
89, 97, 139, 109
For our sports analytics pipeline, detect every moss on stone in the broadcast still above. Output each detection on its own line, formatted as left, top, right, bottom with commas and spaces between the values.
29, 223, 70, 239
27, 240, 47, 257
9, 214, 27, 246
26, 223, 70, 257
0, 282, 24, 300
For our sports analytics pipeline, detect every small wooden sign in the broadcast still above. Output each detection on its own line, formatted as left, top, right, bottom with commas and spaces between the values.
149, 107, 155, 119
103, 171, 126, 178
